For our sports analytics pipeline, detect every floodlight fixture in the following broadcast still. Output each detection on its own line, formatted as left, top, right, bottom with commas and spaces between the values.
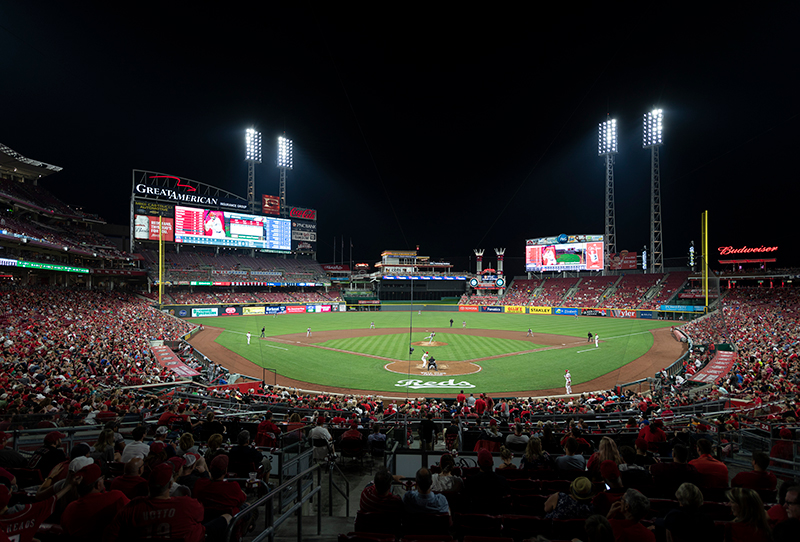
598, 119, 618, 155
643, 109, 663, 148
277, 136, 293, 170
245, 128, 262, 163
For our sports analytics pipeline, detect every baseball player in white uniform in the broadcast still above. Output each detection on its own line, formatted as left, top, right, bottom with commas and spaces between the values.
595, 334, 599, 348
246, 331, 251, 345
565, 369, 572, 394
421, 351, 429, 368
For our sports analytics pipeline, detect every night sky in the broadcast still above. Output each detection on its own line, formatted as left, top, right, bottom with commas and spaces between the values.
2, 4, 797, 276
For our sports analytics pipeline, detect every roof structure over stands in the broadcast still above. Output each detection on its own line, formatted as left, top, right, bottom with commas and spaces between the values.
0, 143, 63, 180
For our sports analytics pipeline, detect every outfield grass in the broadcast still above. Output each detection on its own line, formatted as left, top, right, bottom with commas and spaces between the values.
187, 311, 674, 394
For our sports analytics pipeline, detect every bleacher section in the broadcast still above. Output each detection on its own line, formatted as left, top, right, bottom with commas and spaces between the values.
533, 277, 579, 306
562, 275, 618, 307
501, 279, 541, 306
640, 271, 691, 309
598, 273, 663, 309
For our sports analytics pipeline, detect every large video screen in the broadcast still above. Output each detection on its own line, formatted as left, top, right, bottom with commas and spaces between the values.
174, 205, 291, 251
525, 234, 604, 272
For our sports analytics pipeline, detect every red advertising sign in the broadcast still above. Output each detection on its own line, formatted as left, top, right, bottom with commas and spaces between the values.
134, 215, 174, 242
607, 251, 638, 270
323, 264, 350, 271
289, 207, 317, 221
286, 305, 306, 314
459, 305, 479, 312
689, 350, 737, 384
151, 345, 200, 378
262, 195, 280, 215
717, 245, 778, 255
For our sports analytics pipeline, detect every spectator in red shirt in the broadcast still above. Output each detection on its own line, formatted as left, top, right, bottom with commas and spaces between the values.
689, 439, 729, 489
771, 428, 794, 467
109, 457, 149, 499
194, 455, 247, 521
341, 421, 364, 442
606, 489, 655, 542
61, 463, 129, 539
0, 473, 77, 542
475, 394, 487, 416
732, 452, 777, 492
255, 412, 281, 448
359, 467, 403, 514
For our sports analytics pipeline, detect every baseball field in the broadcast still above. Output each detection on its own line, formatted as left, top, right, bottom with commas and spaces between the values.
186, 310, 684, 398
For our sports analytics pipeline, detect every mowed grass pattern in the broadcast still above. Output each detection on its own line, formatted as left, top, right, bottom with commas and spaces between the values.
188, 311, 673, 394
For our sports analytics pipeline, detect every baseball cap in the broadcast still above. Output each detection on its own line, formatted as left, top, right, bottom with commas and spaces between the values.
76, 463, 103, 488
184, 453, 200, 468
44, 431, 66, 445
600, 460, 620, 480
149, 462, 174, 487
69, 456, 94, 473
168, 456, 186, 471
156, 426, 169, 435
209, 455, 229, 479
150, 442, 165, 454
477, 449, 493, 470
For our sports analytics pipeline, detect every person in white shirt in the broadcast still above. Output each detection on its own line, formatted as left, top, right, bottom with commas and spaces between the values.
120, 426, 150, 463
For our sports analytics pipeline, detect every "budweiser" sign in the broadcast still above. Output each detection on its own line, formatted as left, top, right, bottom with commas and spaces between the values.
289, 207, 317, 220
718, 245, 778, 255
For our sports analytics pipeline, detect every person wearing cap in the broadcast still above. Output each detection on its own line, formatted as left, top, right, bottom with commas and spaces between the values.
26, 431, 67, 478
166, 456, 192, 497
176, 453, 209, 493
544, 476, 594, 519
403, 468, 450, 515
195, 455, 248, 520
109, 457, 148, 499
606, 488, 655, 542
359, 466, 403, 514
105, 462, 213, 542
152, 425, 177, 458
0, 431, 26, 469
0, 463, 79, 542
464, 449, 510, 514
61, 463, 129, 539
341, 420, 364, 442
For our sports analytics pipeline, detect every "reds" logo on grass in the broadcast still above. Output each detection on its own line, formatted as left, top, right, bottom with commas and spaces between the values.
395, 379, 475, 390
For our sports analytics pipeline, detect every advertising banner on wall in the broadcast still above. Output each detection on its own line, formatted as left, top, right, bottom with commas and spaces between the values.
288, 207, 317, 221
291, 219, 317, 253
660, 305, 705, 312
638, 311, 654, 319
242, 306, 266, 315
286, 306, 306, 314
191, 307, 218, 317
480, 306, 503, 313
553, 307, 580, 316
581, 308, 607, 316
459, 305, 479, 312
135, 201, 175, 217
528, 306, 552, 315
503, 306, 526, 314
611, 309, 637, 318
265, 306, 286, 315
134, 215, 174, 241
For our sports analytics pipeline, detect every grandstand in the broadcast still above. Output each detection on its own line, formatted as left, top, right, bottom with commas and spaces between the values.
597, 273, 663, 309
533, 276, 580, 306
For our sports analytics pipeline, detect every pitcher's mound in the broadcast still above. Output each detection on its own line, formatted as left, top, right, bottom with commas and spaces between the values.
411, 341, 447, 347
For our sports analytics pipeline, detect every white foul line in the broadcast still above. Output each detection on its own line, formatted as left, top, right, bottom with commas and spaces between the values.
577, 348, 600, 353
576, 330, 653, 353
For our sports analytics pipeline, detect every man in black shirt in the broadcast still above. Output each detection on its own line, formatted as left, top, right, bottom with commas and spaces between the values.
27, 431, 67, 478
228, 430, 269, 479
419, 414, 436, 451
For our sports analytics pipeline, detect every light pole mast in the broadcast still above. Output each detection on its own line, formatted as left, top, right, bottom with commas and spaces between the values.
598, 117, 618, 274
643, 109, 664, 273
245, 128, 262, 214
277, 135, 293, 218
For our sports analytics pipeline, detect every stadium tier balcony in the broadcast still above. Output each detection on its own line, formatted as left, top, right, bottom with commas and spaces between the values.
562, 276, 618, 308
533, 277, 579, 306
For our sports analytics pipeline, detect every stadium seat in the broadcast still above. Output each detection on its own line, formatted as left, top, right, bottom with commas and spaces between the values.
355, 511, 401, 535
499, 515, 550, 541
402, 513, 451, 536
339, 533, 396, 542
453, 513, 502, 539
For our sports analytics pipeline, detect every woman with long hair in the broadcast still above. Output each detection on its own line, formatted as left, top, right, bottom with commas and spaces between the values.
497, 446, 516, 469
520, 437, 551, 469
177, 432, 198, 456
431, 453, 464, 492
726, 487, 771, 542
587, 437, 622, 480
91, 428, 119, 464
204, 433, 225, 462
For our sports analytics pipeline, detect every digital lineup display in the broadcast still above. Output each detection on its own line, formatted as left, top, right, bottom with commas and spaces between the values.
173, 205, 291, 251
525, 234, 604, 272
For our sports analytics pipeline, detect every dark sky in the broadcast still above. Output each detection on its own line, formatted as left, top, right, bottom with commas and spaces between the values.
2, 4, 797, 276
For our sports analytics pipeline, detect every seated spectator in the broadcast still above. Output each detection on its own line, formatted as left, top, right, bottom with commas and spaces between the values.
309, 417, 335, 461
0, 431, 26, 469
496, 446, 516, 469
606, 488, 654, 542
195, 455, 248, 520
583, 514, 615, 542
656, 482, 715, 542
464, 449, 510, 514
27, 431, 67, 479
770, 428, 794, 467
520, 436, 551, 470
120, 426, 149, 463
618, 446, 653, 490
689, 438, 729, 489
0, 467, 78, 542
444, 418, 461, 451
255, 412, 280, 448
402, 468, 449, 515
544, 476, 593, 519
431, 453, 463, 493
772, 485, 800, 542
768, 480, 800, 523
109, 457, 148, 499
592, 461, 627, 516
177, 433, 199, 456
105, 462, 224, 542
341, 421, 364, 442
587, 437, 622, 480
554, 437, 587, 474
641, 420, 667, 452
90, 428, 119, 468
650, 444, 699, 496
204, 433, 226, 463
175, 453, 208, 494
61, 463, 129, 539
228, 430, 269, 479
505, 423, 529, 448
725, 487, 772, 542
633, 438, 658, 467
359, 467, 403, 514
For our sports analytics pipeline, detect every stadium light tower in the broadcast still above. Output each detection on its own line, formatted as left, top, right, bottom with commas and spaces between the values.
277, 135, 293, 218
598, 117, 618, 273
245, 128, 262, 214
643, 108, 664, 273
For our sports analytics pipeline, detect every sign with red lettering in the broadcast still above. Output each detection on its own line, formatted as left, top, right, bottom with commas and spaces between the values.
262, 195, 280, 215
323, 264, 350, 271
718, 245, 778, 255
289, 207, 317, 221
286, 305, 306, 314
607, 251, 638, 270
459, 305, 479, 312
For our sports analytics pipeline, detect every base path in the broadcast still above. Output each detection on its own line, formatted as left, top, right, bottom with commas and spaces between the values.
189, 326, 686, 399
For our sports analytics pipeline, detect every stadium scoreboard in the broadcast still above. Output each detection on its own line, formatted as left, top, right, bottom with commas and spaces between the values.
525, 234, 604, 272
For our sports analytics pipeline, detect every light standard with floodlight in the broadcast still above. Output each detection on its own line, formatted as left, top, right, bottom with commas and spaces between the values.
598, 117, 618, 273
277, 135, 293, 218
245, 128, 262, 214
643, 109, 664, 273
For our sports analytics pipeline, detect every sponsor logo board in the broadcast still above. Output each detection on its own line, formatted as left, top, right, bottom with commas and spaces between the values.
529, 306, 552, 314
638, 311, 653, 319
689, 351, 737, 383
178, 310, 188, 317
320, 305, 331, 312
660, 305, 705, 312
553, 307, 579, 316
481, 306, 503, 313
459, 305, 479, 312
289, 207, 317, 220
286, 306, 306, 314
265, 306, 286, 315
504, 306, 526, 313
224, 307, 238, 315
191, 308, 218, 317
581, 308, 607, 316
394, 379, 476, 390
243, 306, 266, 315
261, 194, 280, 215
611, 309, 636, 318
